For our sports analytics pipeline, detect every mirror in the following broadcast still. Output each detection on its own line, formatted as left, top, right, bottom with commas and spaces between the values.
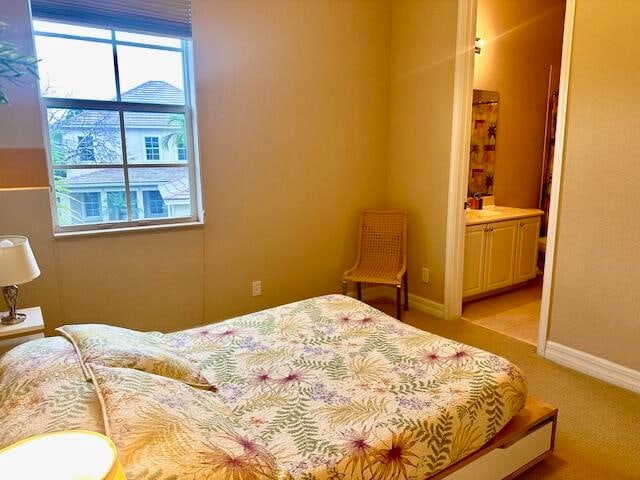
468, 89, 499, 196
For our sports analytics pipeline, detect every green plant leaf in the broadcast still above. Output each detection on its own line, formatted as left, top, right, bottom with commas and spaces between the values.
0, 21, 39, 104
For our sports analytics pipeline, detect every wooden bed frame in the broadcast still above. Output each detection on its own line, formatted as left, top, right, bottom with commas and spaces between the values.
433, 396, 557, 479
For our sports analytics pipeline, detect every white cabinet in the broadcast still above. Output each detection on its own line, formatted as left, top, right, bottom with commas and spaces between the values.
463, 216, 540, 298
463, 224, 487, 297
484, 220, 518, 291
514, 217, 540, 283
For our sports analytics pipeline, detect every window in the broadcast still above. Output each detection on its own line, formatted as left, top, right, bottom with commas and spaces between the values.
143, 190, 167, 217
70, 191, 102, 223
77, 135, 95, 162
177, 141, 187, 161
33, 18, 199, 232
144, 136, 160, 161
83, 192, 102, 218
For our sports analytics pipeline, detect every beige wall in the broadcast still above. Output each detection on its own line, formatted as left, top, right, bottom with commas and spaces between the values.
6, 0, 638, 379
53, 227, 205, 332
386, 0, 459, 304
549, 0, 640, 371
1, 0, 391, 332
0, 149, 48, 188
1, 189, 202, 334
0, 0, 49, 186
0, 0, 42, 149
0, 188, 64, 334
192, 0, 390, 320
474, 0, 565, 207
0, 188, 205, 335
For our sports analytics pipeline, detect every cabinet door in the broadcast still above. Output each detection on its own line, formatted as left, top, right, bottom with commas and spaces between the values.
463, 224, 487, 298
483, 220, 518, 292
514, 216, 541, 283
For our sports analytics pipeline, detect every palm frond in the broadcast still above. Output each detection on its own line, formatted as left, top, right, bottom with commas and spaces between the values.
0, 23, 39, 104
318, 398, 388, 428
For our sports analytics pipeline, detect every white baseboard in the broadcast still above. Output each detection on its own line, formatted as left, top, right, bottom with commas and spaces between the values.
407, 292, 445, 318
545, 341, 640, 394
346, 286, 388, 302
349, 286, 444, 319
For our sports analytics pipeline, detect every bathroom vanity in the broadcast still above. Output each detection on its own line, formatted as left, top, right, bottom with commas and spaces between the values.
463, 206, 543, 298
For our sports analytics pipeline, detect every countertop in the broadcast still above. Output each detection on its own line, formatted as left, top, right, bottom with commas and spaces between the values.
465, 205, 544, 226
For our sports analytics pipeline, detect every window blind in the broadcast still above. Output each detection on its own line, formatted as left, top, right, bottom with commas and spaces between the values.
31, 0, 192, 38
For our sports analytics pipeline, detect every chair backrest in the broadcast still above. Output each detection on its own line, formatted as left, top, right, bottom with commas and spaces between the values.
356, 209, 407, 273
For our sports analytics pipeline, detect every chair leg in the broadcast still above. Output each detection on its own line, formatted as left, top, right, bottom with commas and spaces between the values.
357, 282, 362, 300
342, 280, 347, 296
403, 273, 409, 311
396, 285, 402, 321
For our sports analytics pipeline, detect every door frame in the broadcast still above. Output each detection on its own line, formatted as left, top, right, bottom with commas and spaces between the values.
443, 0, 577, 357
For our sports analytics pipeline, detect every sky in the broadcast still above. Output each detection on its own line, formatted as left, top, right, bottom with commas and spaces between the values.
33, 21, 184, 101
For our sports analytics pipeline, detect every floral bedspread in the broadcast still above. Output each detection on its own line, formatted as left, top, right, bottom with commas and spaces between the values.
165, 294, 527, 478
0, 295, 527, 479
0, 337, 104, 449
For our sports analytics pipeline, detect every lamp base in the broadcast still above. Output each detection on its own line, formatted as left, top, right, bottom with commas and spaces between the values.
0, 312, 26, 325
2, 285, 25, 325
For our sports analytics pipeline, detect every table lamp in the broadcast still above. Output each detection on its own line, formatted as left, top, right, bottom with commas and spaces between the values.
0, 430, 126, 480
0, 235, 40, 325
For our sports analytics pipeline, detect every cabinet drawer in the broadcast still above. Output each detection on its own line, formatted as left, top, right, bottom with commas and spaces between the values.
444, 420, 553, 480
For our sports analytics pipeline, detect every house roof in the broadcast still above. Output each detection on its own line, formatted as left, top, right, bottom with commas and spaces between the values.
65, 167, 188, 186
53, 81, 184, 130
158, 176, 191, 201
120, 81, 184, 104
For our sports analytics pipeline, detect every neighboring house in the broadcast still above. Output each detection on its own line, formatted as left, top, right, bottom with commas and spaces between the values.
51, 81, 190, 225
60, 168, 191, 223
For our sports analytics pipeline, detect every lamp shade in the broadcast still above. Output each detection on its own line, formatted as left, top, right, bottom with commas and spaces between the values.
0, 236, 40, 286
0, 430, 126, 480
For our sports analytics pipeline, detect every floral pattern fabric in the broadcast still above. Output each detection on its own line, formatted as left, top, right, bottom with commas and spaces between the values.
0, 337, 104, 449
90, 364, 281, 480
0, 295, 527, 479
57, 324, 211, 387
165, 295, 527, 479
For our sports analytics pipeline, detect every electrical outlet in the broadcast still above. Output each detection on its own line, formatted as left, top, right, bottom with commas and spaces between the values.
421, 268, 430, 284
252, 280, 262, 296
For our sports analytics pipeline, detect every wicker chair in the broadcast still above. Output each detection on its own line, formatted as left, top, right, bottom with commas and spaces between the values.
342, 209, 408, 320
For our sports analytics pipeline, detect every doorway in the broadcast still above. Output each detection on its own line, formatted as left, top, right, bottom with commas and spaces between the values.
444, 0, 576, 354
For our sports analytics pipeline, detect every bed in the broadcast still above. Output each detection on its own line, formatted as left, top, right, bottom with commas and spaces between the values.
0, 294, 551, 479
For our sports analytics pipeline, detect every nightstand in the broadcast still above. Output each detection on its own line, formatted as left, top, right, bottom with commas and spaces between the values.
0, 307, 45, 355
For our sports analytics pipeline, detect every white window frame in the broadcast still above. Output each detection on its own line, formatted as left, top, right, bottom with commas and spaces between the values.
34, 21, 203, 234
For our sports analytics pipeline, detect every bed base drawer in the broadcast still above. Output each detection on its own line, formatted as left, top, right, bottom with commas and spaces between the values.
431, 396, 557, 480
445, 419, 553, 479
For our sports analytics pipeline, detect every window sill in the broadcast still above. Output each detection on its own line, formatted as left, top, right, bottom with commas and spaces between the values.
53, 220, 204, 239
